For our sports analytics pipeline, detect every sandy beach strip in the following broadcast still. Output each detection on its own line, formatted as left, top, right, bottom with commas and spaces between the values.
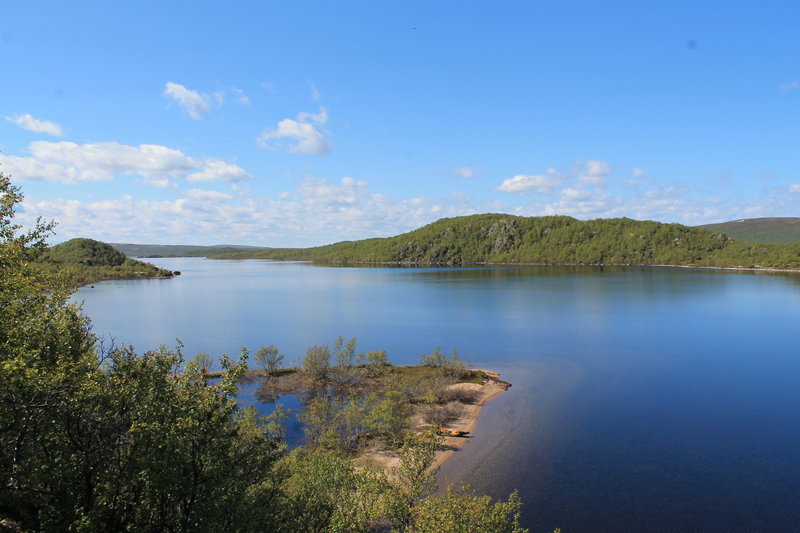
357, 370, 510, 471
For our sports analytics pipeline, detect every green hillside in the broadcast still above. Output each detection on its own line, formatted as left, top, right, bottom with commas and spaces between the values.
110, 243, 268, 257
45, 238, 175, 286
216, 214, 800, 270
697, 217, 800, 244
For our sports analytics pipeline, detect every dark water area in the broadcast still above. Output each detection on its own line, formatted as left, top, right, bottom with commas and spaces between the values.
75, 259, 800, 532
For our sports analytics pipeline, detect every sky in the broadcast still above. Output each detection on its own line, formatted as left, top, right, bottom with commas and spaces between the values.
1, 1, 799, 247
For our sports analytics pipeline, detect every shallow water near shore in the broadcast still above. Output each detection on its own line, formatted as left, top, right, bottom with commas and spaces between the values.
76, 258, 800, 532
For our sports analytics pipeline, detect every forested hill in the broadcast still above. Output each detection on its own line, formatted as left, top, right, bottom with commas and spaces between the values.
45, 238, 175, 286
696, 217, 800, 244
217, 214, 800, 270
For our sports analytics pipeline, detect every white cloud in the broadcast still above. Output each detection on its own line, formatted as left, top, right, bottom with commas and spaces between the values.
453, 166, 478, 179
5, 113, 62, 136
578, 159, 611, 185
188, 160, 250, 183
0, 140, 248, 186
559, 187, 591, 201
185, 189, 233, 201
163, 82, 212, 120
790, 184, 800, 193
309, 81, 321, 101
231, 87, 250, 105
496, 168, 567, 194
632, 167, 648, 178
298, 176, 367, 206
18, 176, 472, 246
779, 81, 800, 92
257, 107, 331, 155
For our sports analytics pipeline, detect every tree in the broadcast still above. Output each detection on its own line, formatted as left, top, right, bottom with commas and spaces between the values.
332, 336, 357, 368
303, 344, 331, 381
385, 430, 442, 532
409, 485, 528, 533
254, 344, 285, 375
191, 351, 215, 373
0, 174, 287, 532
357, 349, 391, 378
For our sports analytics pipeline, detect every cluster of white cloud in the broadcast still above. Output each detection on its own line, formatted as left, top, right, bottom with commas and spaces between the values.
0, 141, 250, 187
5, 113, 63, 136
453, 166, 479, 179
163, 82, 250, 119
492, 159, 800, 225
257, 107, 331, 155
578, 159, 611, 185
496, 168, 567, 194
17, 176, 465, 247
163, 82, 212, 120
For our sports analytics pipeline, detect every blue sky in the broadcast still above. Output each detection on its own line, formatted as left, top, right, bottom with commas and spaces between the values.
1, 1, 799, 246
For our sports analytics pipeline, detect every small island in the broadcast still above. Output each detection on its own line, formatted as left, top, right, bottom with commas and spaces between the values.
43, 237, 175, 287
194, 341, 510, 471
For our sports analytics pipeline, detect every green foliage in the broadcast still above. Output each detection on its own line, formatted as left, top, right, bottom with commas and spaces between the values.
358, 349, 391, 378
276, 450, 384, 533
409, 485, 528, 533
47, 237, 126, 266
420, 347, 466, 377
255, 344, 285, 375
301, 391, 409, 452
43, 237, 174, 286
385, 430, 442, 532
217, 213, 800, 269
333, 336, 358, 368
0, 174, 284, 531
303, 344, 332, 381
191, 351, 215, 373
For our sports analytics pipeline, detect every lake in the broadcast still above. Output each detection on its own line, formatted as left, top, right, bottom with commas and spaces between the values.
75, 258, 800, 532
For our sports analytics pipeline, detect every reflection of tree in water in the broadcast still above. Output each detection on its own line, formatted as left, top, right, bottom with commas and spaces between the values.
255, 381, 280, 403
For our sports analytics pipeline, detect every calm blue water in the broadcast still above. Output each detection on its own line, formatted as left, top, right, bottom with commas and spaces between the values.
75, 258, 800, 532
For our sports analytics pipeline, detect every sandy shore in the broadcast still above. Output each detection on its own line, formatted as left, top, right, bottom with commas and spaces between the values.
356, 370, 510, 471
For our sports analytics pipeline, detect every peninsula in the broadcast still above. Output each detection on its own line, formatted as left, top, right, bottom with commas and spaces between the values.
205, 214, 800, 270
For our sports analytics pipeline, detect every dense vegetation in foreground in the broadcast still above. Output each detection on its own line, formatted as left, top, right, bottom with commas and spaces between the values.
1, 174, 536, 532
217, 214, 800, 270
697, 217, 800, 244
44, 237, 174, 287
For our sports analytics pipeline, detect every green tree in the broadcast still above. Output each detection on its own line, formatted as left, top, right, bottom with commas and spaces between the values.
410, 485, 528, 533
276, 450, 383, 533
357, 349, 391, 378
303, 344, 331, 381
368, 390, 408, 446
0, 174, 287, 532
385, 430, 442, 532
191, 351, 215, 373
333, 336, 357, 368
255, 344, 285, 375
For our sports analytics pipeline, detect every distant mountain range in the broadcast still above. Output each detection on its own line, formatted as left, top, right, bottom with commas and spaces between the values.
109, 243, 269, 257
696, 217, 800, 244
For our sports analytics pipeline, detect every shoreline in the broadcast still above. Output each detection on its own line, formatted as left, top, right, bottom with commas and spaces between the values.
205, 255, 800, 275
355, 369, 511, 472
